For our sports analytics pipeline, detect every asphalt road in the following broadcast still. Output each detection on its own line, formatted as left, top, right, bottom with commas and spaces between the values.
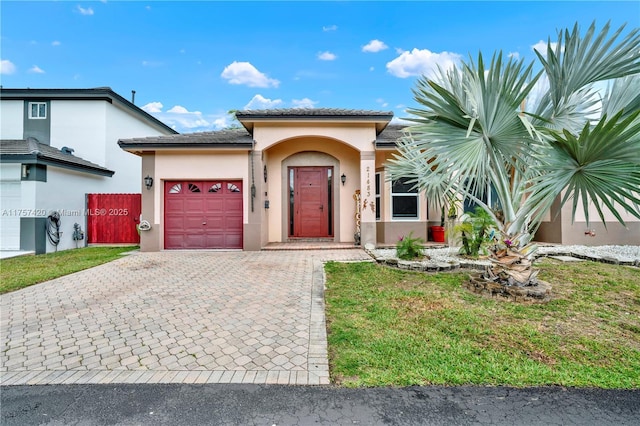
2, 384, 639, 425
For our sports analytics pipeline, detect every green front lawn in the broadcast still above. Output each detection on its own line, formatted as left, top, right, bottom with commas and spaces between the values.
325, 259, 640, 388
0, 246, 138, 294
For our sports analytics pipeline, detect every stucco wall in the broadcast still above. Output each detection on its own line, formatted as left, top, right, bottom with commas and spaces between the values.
0, 100, 24, 139
254, 122, 377, 152
105, 103, 170, 192
33, 168, 107, 253
263, 137, 360, 243
50, 101, 108, 166
536, 193, 640, 245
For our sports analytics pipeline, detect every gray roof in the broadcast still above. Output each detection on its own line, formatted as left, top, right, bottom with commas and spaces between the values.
118, 111, 403, 151
375, 124, 407, 148
1, 87, 177, 135
0, 139, 114, 177
119, 128, 254, 150
235, 108, 394, 119
235, 108, 394, 134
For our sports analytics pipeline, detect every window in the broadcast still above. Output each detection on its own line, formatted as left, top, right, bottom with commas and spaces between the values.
375, 173, 381, 220
29, 102, 47, 119
391, 177, 419, 219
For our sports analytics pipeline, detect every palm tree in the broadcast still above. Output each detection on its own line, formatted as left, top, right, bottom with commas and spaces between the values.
387, 22, 640, 287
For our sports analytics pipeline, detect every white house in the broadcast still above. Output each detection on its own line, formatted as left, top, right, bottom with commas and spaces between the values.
0, 87, 177, 254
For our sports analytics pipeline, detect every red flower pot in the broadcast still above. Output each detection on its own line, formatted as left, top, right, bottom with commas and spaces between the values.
431, 226, 445, 243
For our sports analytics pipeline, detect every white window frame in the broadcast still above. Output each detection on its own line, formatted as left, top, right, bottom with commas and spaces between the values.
391, 177, 420, 221
28, 102, 47, 119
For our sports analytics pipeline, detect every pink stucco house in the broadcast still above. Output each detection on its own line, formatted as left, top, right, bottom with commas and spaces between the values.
118, 108, 639, 251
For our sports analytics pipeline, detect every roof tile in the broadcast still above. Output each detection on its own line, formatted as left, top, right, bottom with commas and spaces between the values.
0, 139, 114, 175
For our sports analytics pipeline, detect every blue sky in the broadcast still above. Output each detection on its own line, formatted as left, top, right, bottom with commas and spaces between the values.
2, 1, 639, 132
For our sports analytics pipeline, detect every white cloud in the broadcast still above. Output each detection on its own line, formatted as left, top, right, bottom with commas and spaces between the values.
244, 94, 283, 110
369, 66, 374, 72
317, 51, 337, 61
76, 5, 94, 15
291, 98, 318, 108
390, 116, 412, 126
167, 105, 190, 114
28, 65, 45, 74
141, 102, 163, 113
362, 39, 388, 53
376, 98, 388, 108
508, 52, 520, 60
141, 60, 163, 67
395, 47, 405, 54
52, 41, 61, 46
142, 102, 240, 132
386, 48, 461, 78
531, 40, 558, 57
221, 61, 280, 88
323, 25, 337, 32
1, 59, 16, 75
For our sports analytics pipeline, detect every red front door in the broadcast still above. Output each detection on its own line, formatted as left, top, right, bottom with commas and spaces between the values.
290, 167, 332, 238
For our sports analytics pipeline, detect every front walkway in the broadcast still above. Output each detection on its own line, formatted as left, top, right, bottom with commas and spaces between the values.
0, 250, 372, 385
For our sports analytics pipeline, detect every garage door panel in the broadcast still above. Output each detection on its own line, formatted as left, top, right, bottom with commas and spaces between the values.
183, 234, 205, 249
165, 216, 185, 229
224, 217, 242, 230
224, 198, 242, 210
164, 180, 242, 249
184, 198, 205, 212
165, 234, 185, 249
0, 182, 21, 250
225, 234, 242, 247
205, 234, 225, 248
184, 215, 207, 229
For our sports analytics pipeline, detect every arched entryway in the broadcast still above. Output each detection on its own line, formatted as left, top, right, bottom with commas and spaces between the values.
282, 151, 341, 241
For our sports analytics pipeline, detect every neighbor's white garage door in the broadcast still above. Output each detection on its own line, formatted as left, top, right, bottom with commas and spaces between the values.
0, 182, 21, 250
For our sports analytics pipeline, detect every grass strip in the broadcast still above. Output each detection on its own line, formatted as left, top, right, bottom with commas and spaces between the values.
0, 246, 137, 294
325, 259, 640, 388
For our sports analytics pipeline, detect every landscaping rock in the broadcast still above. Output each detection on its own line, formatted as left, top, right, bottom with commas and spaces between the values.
467, 273, 552, 303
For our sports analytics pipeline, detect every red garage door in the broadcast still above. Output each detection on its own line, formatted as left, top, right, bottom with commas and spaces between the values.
164, 181, 243, 249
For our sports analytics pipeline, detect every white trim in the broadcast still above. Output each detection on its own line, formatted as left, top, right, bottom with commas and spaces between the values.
390, 177, 420, 221
28, 102, 47, 119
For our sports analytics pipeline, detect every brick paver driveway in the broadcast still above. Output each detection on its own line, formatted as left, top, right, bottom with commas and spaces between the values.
1, 250, 371, 385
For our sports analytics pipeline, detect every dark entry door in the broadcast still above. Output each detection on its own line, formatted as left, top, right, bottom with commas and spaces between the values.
291, 167, 332, 238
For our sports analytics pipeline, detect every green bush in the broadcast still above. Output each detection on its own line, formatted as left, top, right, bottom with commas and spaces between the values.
454, 207, 496, 257
395, 232, 425, 260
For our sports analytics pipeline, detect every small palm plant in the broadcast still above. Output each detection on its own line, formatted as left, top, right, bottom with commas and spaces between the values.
396, 232, 425, 260
454, 207, 496, 258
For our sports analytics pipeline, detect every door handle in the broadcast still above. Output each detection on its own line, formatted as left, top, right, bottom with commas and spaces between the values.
319, 205, 324, 211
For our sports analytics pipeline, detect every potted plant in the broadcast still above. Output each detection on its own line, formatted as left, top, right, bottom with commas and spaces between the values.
430, 193, 455, 243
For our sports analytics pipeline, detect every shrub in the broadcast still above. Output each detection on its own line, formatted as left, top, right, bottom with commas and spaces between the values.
396, 232, 425, 260
455, 207, 496, 257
